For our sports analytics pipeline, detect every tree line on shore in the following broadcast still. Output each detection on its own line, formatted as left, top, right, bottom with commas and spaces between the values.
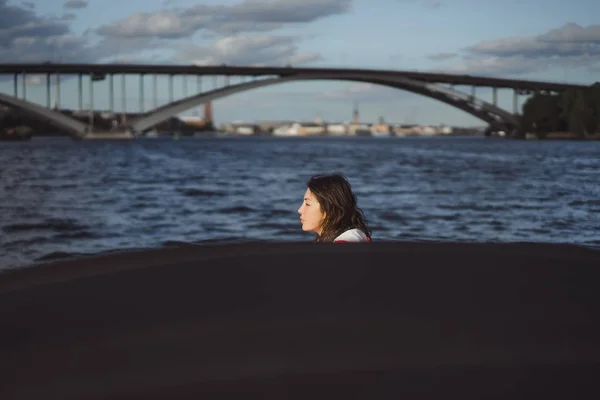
517, 83, 600, 139
0, 106, 58, 136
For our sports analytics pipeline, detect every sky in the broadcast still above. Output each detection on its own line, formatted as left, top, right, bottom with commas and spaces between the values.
1, 0, 599, 126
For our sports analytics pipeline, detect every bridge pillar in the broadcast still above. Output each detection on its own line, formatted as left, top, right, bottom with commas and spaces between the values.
46, 73, 51, 108
470, 85, 475, 101
55, 73, 61, 110
13, 73, 17, 97
169, 74, 174, 103
182, 75, 187, 98
153, 75, 158, 109
109, 74, 114, 113
213, 75, 217, 89
492, 87, 497, 106
22, 72, 26, 100
89, 73, 94, 131
78, 73, 83, 110
196, 75, 202, 93
139, 74, 144, 113
513, 90, 518, 114
121, 74, 127, 125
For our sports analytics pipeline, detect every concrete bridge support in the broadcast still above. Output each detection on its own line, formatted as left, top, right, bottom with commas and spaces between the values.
121, 74, 127, 125
55, 73, 61, 109
45, 73, 51, 108
139, 75, 144, 113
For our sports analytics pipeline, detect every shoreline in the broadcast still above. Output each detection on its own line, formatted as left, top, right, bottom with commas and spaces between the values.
3, 130, 600, 140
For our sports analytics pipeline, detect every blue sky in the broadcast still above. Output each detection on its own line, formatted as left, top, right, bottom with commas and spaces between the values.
1, 0, 599, 126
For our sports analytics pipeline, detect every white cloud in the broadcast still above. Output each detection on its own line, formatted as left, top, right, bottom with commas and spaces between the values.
96, 0, 351, 38
172, 35, 321, 66
64, 0, 88, 9
97, 11, 203, 39
538, 23, 600, 43
431, 23, 600, 76
0, 0, 328, 67
427, 52, 457, 61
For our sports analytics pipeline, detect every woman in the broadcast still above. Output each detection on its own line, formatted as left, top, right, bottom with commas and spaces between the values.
298, 174, 371, 243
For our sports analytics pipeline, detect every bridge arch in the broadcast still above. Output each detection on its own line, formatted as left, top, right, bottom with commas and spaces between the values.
130, 73, 520, 134
0, 92, 88, 137
0, 73, 520, 138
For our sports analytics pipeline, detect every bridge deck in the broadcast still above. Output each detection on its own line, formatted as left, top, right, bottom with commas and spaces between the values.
0, 63, 590, 91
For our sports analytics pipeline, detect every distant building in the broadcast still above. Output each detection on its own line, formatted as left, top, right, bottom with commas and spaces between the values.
272, 122, 325, 136
204, 102, 213, 123
178, 102, 214, 130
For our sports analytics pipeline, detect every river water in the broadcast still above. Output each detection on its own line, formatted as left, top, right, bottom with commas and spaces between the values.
1, 135, 599, 270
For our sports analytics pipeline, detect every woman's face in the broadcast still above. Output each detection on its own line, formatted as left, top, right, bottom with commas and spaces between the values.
298, 188, 325, 235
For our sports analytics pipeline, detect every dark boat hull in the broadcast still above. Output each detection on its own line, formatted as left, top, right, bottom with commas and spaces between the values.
1, 242, 600, 399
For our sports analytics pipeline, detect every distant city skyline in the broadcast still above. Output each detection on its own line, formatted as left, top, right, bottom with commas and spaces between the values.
0, 0, 599, 126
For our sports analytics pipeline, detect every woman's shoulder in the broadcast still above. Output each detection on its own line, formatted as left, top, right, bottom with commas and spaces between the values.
334, 228, 370, 243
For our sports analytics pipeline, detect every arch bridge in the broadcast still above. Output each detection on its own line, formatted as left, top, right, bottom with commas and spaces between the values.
0, 63, 590, 138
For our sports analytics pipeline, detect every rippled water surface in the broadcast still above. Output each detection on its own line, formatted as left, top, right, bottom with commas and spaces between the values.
1, 136, 599, 269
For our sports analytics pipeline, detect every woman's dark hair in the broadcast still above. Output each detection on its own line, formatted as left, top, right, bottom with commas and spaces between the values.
306, 174, 371, 243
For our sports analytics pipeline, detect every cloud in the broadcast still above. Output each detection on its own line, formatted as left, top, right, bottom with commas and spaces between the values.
538, 23, 600, 43
64, 0, 88, 9
22, 1, 34, 8
436, 56, 555, 76
222, 0, 350, 23
60, 12, 77, 21
432, 23, 600, 76
0, 0, 333, 70
427, 52, 456, 61
172, 35, 321, 66
0, 0, 165, 64
96, 0, 351, 38
0, 0, 68, 41
0, 0, 74, 54
0, 35, 89, 63
90, 37, 169, 62
97, 11, 202, 39
396, 0, 441, 7
24, 74, 44, 85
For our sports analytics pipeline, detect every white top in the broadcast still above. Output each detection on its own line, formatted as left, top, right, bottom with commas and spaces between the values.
334, 228, 370, 243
